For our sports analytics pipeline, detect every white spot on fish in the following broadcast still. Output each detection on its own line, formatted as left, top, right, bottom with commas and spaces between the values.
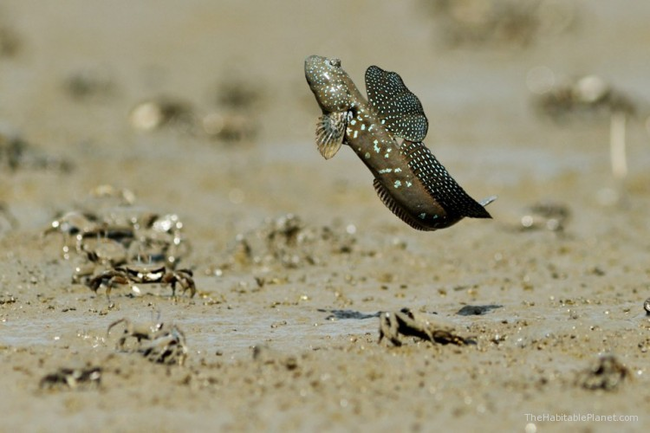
353, 130, 358, 139
406, 181, 412, 187
364, 152, 370, 159
378, 168, 393, 174
350, 119, 356, 126
419, 213, 426, 219
394, 180, 402, 189
394, 168, 402, 173
360, 124, 366, 131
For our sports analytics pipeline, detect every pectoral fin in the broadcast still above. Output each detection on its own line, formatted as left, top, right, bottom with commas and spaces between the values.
365, 66, 429, 142
373, 178, 430, 231
315, 112, 348, 160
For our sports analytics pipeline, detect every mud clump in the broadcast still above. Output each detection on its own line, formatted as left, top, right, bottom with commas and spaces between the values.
0, 25, 21, 58
419, 0, 577, 50
129, 76, 263, 145
130, 97, 197, 134
221, 214, 356, 271
63, 68, 117, 102
0, 130, 73, 173
534, 75, 636, 122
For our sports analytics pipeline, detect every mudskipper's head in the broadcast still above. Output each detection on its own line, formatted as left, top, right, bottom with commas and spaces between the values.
305, 55, 354, 113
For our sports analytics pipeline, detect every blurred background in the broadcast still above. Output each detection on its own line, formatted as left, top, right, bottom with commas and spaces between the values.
1, 0, 649, 233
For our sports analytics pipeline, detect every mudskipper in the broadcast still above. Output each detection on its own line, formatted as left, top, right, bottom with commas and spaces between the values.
305, 55, 496, 231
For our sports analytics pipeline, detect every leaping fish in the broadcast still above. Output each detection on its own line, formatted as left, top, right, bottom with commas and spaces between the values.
304, 55, 496, 231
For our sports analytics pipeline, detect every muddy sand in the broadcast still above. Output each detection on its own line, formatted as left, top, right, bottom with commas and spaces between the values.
1, 1, 650, 432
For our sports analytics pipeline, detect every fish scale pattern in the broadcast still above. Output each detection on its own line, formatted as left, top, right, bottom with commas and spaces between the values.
402, 140, 491, 219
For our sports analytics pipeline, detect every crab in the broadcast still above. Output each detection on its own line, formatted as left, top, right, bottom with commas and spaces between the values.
44, 211, 102, 253
139, 323, 188, 366
378, 307, 471, 347
88, 264, 196, 299
107, 317, 164, 350
71, 237, 130, 285
107, 317, 188, 366
39, 366, 102, 390
577, 354, 629, 391
519, 201, 570, 233
45, 210, 138, 257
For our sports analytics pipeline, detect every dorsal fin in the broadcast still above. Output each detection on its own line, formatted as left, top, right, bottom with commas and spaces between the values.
372, 178, 430, 231
401, 140, 492, 219
365, 66, 429, 142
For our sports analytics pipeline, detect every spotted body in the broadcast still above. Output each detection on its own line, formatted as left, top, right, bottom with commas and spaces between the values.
305, 55, 495, 230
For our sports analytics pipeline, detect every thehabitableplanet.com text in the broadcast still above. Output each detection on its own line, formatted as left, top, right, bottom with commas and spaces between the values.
525, 413, 638, 423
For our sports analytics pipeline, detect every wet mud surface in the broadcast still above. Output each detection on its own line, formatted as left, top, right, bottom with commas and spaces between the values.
1, 1, 650, 432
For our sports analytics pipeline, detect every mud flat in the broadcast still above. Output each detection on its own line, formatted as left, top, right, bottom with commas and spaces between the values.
1, 1, 649, 432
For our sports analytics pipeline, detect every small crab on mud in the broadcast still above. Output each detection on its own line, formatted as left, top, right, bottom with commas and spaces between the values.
519, 201, 570, 233
89, 264, 195, 299
108, 317, 188, 366
378, 308, 472, 347
577, 354, 629, 391
44, 211, 102, 255
39, 366, 102, 390
45, 209, 187, 264
107, 317, 164, 350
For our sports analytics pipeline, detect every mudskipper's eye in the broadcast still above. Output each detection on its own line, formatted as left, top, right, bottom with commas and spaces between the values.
328, 58, 341, 68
